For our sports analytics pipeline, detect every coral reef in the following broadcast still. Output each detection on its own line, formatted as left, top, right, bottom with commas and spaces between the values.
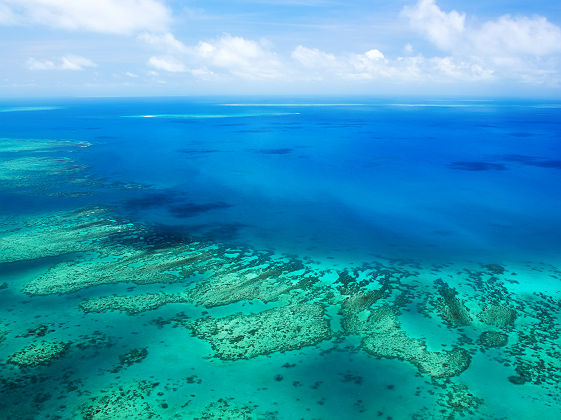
196, 398, 277, 420
78, 381, 159, 419
23, 247, 190, 295
0, 207, 133, 265
479, 331, 508, 347
361, 306, 471, 378
187, 271, 296, 307
7, 341, 70, 368
0, 138, 89, 154
478, 304, 516, 329
0, 138, 91, 195
19, 324, 54, 338
484, 264, 505, 275
432, 280, 472, 327
443, 384, 483, 413
191, 304, 331, 360
112, 348, 149, 373
81, 293, 185, 314
185, 256, 311, 308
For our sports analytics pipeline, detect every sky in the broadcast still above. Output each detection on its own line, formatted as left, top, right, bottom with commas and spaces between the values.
1, 0, 561, 97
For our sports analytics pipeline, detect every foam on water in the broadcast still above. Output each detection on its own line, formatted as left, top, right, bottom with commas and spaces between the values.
122, 112, 300, 119
0, 106, 63, 112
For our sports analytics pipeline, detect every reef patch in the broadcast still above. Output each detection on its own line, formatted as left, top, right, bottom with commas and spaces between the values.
361, 306, 471, 378
81, 293, 186, 315
7, 341, 70, 368
78, 381, 159, 419
191, 303, 331, 360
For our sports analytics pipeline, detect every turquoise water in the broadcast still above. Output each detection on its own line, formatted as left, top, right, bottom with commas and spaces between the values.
1, 98, 560, 418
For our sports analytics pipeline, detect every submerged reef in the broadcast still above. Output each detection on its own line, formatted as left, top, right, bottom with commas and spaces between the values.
187, 268, 306, 308
0, 138, 92, 195
0, 139, 560, 419
191, 304, 331, 360
443, 383, 483, 414
478, 304, 517, 329
7, 341, 70, 368
479, 331, 508, 347
112, 348, 149, 373
0, 207, 133, 265
3, 203, 561, 418
196, 398, 277, 420
81, 293, 186, 314
24, 253, 183, 295
360, 306, 471, 378
432, 279, 472, 327
78, 381, 159, 420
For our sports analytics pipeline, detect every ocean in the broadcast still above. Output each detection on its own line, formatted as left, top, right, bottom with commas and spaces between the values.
0, 98, 560, 418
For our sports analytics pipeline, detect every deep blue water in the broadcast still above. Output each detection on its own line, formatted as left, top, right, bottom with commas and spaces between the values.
2, 98, 560, 264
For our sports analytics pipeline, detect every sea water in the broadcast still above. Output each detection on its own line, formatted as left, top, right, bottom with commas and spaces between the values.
0, 98, 560, 418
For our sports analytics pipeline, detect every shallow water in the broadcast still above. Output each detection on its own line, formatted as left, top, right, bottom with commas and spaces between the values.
0, 98, 560, 419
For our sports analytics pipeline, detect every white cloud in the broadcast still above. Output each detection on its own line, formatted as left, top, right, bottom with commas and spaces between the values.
26, 58, 56, 70
141, 34, 285, 80
59, 55, 97, 70
474, 16, 561, 57
148, 56, 186, 73
429, 57, 494, 81
192, 35, 284, 80
364, 49, 385, 61
138, 32, 188, 53
0, 0, 170, 34
347, 49, 390, 80
27, 55, 96, 71
190, 68, 215, 80
400, 0, 561, 85
292, 45, 337, 68
401, 0, 465, 50
290, 44, 494, 83
402, 0, 561, 57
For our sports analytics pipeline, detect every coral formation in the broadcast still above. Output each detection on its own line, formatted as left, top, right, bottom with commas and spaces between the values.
361, 306, 471, 378
196, 398, 276, 420
7, 341, 70, 368
443, 384, 483, 413
187, 270, 299, 307
81, 293, 185, 314
478, 304, 516, 329
432, 280, 472, 327
479, 331, 508, 347
0, 207, 132, 265
0, 138, 91, 195
23, 246, 192, 295
484, 264, 505, 275
191, 303, 331, 360
78, 381, 159, 419
112, 348, 149, 373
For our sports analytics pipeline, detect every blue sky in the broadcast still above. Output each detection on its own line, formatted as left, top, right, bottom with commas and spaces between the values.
1, 0, 561, 97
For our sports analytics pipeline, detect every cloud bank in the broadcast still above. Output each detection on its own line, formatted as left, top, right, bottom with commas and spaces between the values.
130, 0, 560, 88
402, 0, 561, 57
0, 0, 170, 34
3, 0, 561, 93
